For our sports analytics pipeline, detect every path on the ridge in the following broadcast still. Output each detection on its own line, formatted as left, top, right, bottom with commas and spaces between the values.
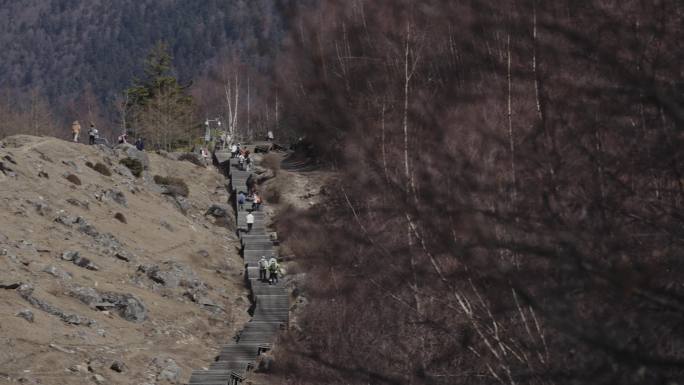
188, 148, 288, 385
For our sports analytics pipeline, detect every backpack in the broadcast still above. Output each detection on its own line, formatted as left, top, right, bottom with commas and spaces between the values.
238, 194, 245, 204
259, 259, 268, 269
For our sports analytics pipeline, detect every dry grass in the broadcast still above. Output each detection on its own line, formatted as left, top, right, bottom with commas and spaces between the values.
153, 175, 189, 197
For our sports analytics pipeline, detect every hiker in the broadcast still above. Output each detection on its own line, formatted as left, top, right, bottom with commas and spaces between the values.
238, 153, 245, 170
244, 153, 251, 171
135, 138, 145, 151
237, 191, 245, 211
87, 124, 98, 145
246, 211, 254, 232
201, 147, 210, 166
258, 256, 268, 282
267, 130, 274, 141
117, 134, 128, 144
246, 173, 255, 196
71, 121, 81, 142
230, 143, 238, 158
268, 257, 279, 285
252, 192, 261, 211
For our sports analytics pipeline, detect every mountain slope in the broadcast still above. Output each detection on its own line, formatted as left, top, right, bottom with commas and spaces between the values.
0, 135, 248, 385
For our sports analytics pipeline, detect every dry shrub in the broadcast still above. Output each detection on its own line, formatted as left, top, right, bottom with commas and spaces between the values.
261, 153, 281, 176
153, 175, 189, 197
263, 175, 286, 204
86, 161, 112, 176
178, 153, 204, 167
114, 212, 127, 223
119, 158, 142, 177
65, 173, 81, 185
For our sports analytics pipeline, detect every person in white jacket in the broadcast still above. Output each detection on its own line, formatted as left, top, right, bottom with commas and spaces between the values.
246, 211, 254, 232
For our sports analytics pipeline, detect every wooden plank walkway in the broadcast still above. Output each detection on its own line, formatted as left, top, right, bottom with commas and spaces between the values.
187, 150, 288, 385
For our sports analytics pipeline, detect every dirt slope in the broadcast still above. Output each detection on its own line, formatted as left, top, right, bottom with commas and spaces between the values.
0, 136, 248, 385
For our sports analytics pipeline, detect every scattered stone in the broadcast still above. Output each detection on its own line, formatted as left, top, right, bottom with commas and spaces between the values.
160, 220, 173, 232
137, 262, 206, 292
68, 286, 146, 322
61, 160, 79, 171
153, 357, 181, 384
72, 255, 99, 271
205, 204, 230, 218
173, 196, 191, 214
18, 284, 94, 325
31, 201, 51, 216
61, 251, 98, 270
16, 309, 34, 322
113, 164, 134, 179
92, 374, 106, 384
0, 282, 21, 289
118, 144, 149, 170
54, 212, 76, 226
69, 286, 102, 307
110, 361, 127, 373
103, 189, 127, 207
42, 265, 72, 280
3, 154, 17, 164
61, 250, 79, 261
38, 171, 49, 179
49, 343, 75, 354
75, 217, 99, 237
114, 252, 132, 262
66, 198, 90, 210
197, 250, 209, 258
69, 364, 89, 374
88, 358, 107, 373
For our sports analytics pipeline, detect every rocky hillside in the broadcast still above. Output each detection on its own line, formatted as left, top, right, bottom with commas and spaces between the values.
0, 135, 249, 385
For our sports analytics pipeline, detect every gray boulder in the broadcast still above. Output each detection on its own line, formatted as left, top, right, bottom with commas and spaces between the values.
153, 357, 181, 384
117, 144, 149, 170
16, 309, 34, 322
43, 265, 72, 280
103, 189, 127, 207
69, 286, 103, 306
205, 204, 230, 218
61, 250, 79, 261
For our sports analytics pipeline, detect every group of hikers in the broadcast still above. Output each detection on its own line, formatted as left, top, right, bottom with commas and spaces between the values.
231, 143, 253, 171
71, 120, 145, 151
237, 190, 262, 214
258, 256, 280, 285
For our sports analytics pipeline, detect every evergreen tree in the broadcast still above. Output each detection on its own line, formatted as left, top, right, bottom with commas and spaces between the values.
125, 41, 195, 150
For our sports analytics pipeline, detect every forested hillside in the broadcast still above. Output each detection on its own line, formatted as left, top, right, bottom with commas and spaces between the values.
268, 1, 684, 384
0, 0, 286, 129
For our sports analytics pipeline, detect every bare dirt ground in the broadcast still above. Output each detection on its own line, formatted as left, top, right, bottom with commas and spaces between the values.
0, 136, 250, 385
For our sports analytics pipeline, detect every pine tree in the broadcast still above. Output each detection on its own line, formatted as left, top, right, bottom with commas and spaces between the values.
125, 41, 195, 150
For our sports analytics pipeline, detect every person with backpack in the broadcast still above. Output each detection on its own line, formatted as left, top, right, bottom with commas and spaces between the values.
230, 143, 238, 158
246, 211, 254, 232
135, 138, 145, 151
268, 257, 280, 285
237, 191, 245, 211
87, 123, 98, 145
258, 256, 268, 282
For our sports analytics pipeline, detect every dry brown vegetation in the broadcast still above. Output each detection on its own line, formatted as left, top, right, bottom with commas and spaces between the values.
266, 1, 684, 385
